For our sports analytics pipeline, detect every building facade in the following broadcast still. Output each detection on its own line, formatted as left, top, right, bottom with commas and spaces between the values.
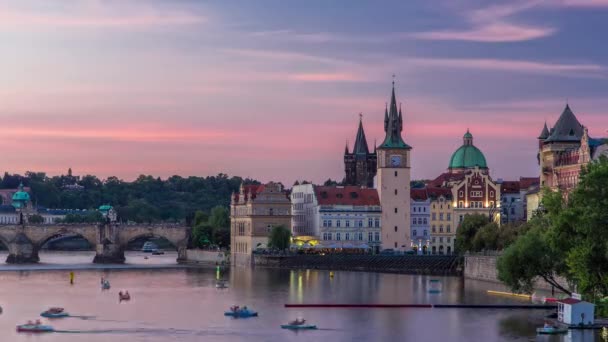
410, 188, 430, 253
344, 116, 377, 188
499, 177, 539, 224
538, 104, 607, 197
376, 82, 412, 251
230, 182, 291, 266
290, 183, 318, 241
428, 188, 453, 254
427, 131, 500, 253
315, 186, 382, 253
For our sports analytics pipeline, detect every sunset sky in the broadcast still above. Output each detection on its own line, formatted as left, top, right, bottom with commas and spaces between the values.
2, 0, 608, 184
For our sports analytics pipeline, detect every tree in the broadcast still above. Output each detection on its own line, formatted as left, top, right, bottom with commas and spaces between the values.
497, 220, 571, 295
471, 222, 499, 251
455, 214, 489, 253
268, 225, 291, 250
208, 206, 229, 230
551, 156, 608, 297
192, 223, 214, 248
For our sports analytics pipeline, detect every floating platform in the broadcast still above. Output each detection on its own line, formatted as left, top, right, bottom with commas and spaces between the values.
487, 290, 531, 299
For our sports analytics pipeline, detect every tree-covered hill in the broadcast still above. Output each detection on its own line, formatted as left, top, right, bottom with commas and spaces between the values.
2, 171, 259, 224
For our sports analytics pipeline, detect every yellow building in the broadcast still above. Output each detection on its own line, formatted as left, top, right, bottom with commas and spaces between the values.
230, 182, 291, 266
428, 188, 453, 254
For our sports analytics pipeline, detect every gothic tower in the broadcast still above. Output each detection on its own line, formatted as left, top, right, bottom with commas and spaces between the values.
344, 115, 377, 187
376, 81, 412, 251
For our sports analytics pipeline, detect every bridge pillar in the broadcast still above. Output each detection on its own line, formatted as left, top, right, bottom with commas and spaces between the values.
93, 241, 125, 264
6, 233, 39, 264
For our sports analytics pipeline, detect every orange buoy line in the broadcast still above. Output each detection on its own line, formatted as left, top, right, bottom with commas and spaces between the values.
486, 290, 531, 299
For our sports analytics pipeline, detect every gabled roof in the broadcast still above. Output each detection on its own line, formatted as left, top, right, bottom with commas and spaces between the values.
410, 188, 428, 201
501, 181, 520, 194
427, 172, 466, 188
545, 104, 584, 142
314, 186, 380, 206
519, 177, 540, 190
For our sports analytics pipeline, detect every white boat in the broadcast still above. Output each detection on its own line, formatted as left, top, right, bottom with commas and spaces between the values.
141, 242, 158, 253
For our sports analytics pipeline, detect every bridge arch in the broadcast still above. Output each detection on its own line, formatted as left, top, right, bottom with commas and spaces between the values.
25, 225, 99, 251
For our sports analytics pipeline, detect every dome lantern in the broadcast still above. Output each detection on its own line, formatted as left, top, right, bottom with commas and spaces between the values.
448, 130, 488, 172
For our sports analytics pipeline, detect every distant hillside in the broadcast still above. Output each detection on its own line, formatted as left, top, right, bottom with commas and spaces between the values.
1, 171, 260, 224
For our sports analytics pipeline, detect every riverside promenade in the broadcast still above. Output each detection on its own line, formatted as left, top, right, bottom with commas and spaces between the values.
251, 253, 461, 275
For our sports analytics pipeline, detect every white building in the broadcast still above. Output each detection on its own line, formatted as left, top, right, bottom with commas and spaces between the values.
410, 188, 430, 253
557, 298, 595, 325
290, 183, 318, 239
291, 185, 382, 252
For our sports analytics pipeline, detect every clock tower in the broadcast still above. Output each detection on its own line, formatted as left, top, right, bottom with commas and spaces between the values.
376, 81, 412, 251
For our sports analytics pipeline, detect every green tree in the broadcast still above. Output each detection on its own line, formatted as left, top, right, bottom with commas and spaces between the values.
268, 225, 291, 250
192, 223, 214, 248
497, 219, 571, 295
455, 214, 489, 253
208, 206, 229, 230
471, 222, 499, 251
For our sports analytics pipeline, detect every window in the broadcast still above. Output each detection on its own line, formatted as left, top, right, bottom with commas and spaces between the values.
412, 218, 416, 225
346, 220, 350, 227
439, 213, 444, 221
269, 208, 274, 216
423, 218, 427, 224
394, 208, 398, 213
439, 237, 443, 243
368, 232, 373, 241
433, 204, 435, 209
490, 191, 494, 197
459, 191, 463, 197
375, 232, 380, 241
423, 207, 426, 212
447, 213, 451, 221
374, 218, 380, 228
471, 191, 482, 197
395, 189, 398, 195
447, 225, 451, 233
394, 226, 398, 232
413, 229, 417, 236
336, 233, 341, 241
328, 220, 333, 227
458, 201, 463, 208
432, 213, 436, 220
439, 225, 443, 233
440, 204, 443, 209
459, 215, 464, 222
358, 220, 363, 227
423, 230, 428, 237
432, 237, 436, 243
432, 225, 436, 233
345, 232, 350, 240
368, 218, 373, 227
511, 207, 515, 215
358, 232, 363, 241
336, 220, 341, 227
448, 204, 450, 209
447, 237, 451, 243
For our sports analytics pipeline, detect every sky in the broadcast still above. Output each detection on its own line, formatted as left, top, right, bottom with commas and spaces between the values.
1, 0, 608, 185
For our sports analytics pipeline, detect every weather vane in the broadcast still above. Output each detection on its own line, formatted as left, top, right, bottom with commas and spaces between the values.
359, 112, 363, 121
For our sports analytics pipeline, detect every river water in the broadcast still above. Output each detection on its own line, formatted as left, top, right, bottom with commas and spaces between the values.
0, 251, 600, 341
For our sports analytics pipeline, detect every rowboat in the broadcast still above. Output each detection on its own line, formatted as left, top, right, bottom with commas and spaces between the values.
224, 309, 258, 318
281, 324, 317, 330
17, 324, 54, 333
40, 311, 69, 318
536, 327, 568, 335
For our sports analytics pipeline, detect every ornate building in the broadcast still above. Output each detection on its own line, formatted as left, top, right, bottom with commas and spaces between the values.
376, 82, 412, 251
538, 104, 608, 196
344, 115, 377, 188
230, 182, 291, 266
427, 130, 500, 253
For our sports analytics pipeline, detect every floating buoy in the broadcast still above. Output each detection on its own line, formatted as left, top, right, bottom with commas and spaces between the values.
69, 272, 74, 285
329, 272, 334, 278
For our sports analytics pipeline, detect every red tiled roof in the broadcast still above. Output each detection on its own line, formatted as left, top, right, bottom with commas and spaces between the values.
314, 186, 379, 206
427, 187, 453, 199
557, 298, 581, 305
410, 188, 428, 201
501, 181, 520, 194
519, 177, 540, 190
428, 172, 465, 188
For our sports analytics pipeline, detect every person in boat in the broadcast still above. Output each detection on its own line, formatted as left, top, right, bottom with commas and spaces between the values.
289, 318, 306, 326
230, 305, 239, 312
27, 320, 33, 326
119, 291, 123, 297
543, 321, 553, 329
242, 306, 248, 312
125, 291, 130, 297
35, 319, 41, 326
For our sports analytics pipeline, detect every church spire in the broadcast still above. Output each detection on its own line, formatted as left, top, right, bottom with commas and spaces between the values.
384, 103, 388, 131
379, 80, 410, 150
353, 113, 370, 155
344, 140, 349, 155
538, 121, 550, 139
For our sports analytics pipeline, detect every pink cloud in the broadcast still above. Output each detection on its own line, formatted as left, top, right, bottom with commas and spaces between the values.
411, 22, 555, 43
288, 73, 361, 82
0, 3, 205, 30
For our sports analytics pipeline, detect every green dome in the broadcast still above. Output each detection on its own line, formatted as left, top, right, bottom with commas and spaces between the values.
12, 184, 30, 202
449, 131, 488, 169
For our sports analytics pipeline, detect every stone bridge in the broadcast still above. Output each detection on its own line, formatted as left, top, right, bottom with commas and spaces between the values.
0, 223, 190, 264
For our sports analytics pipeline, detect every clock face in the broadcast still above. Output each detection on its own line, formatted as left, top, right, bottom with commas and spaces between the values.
390, 155, 401, 167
